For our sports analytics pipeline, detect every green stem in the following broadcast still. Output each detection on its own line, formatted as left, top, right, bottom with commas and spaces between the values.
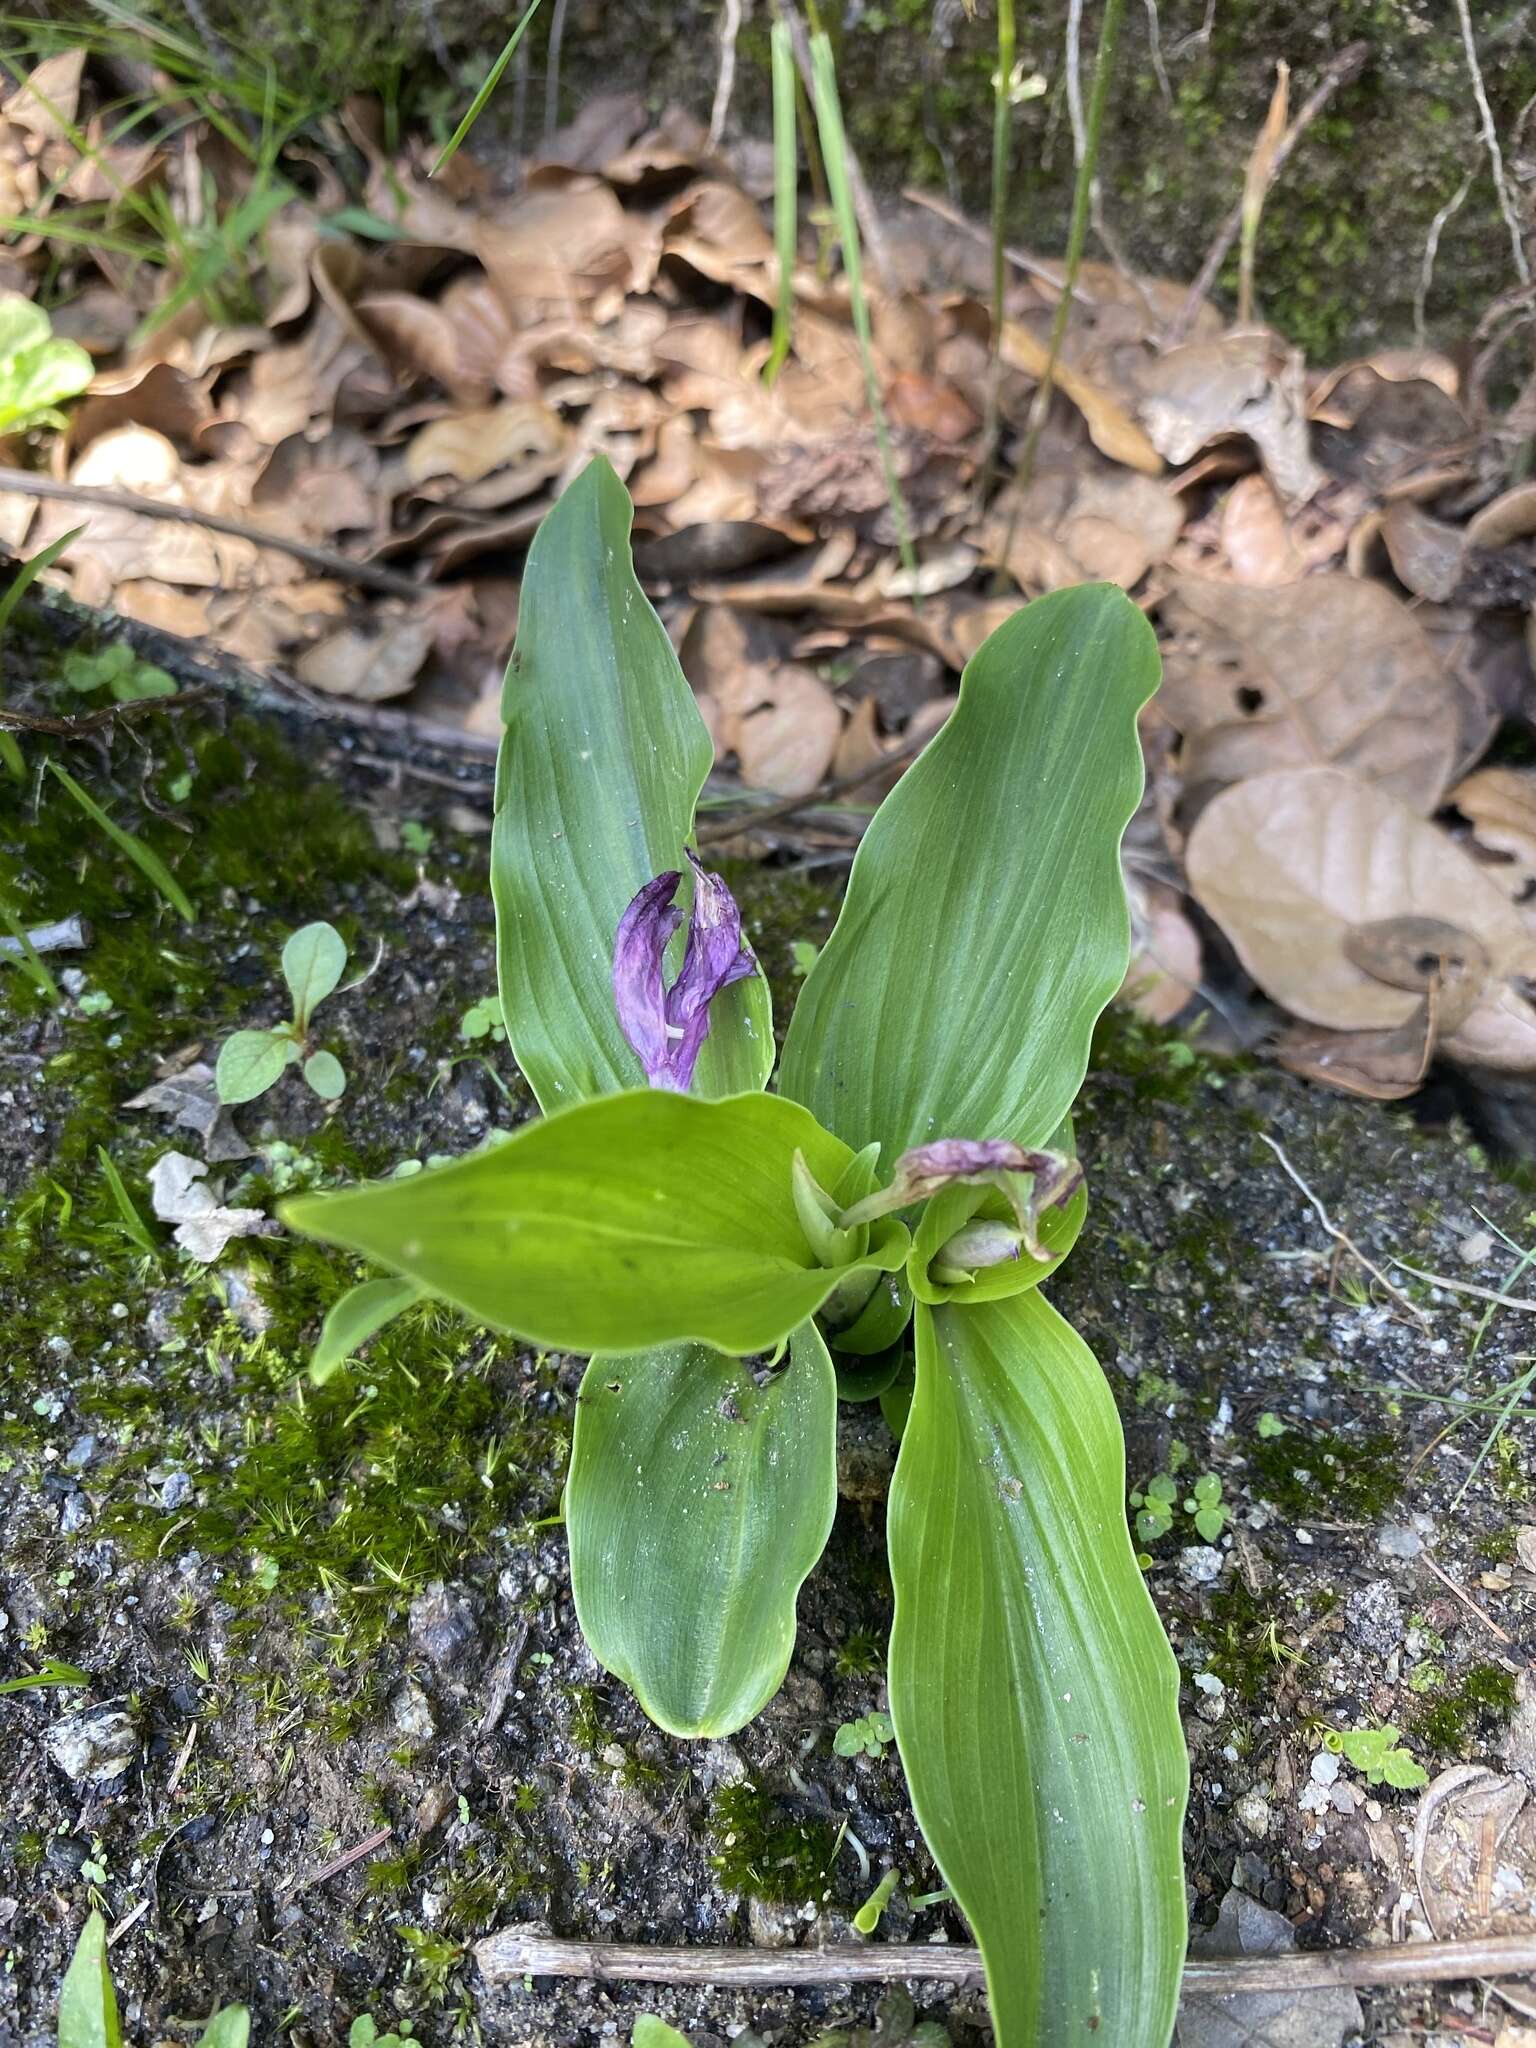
978, 0, 1015, 507
764, 19, 798, 384
1011, 0, 1126, 504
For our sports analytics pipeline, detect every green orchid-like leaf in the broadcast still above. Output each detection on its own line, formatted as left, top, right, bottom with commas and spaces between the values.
282, 1090, 906, 1358
491, 455, 771, 1111
309, 1276, 424, 1384
567, 1320, 837, 1736
888, 1289, 1187, 2048
779, 584, 1157, 1161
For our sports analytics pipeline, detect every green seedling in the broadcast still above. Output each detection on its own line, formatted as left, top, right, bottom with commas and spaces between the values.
58, 1911, 249, 2048
458, 996, 506, 1043
215, 921, 349, 1106
854, 1866, 901, 1934
0, 293, 92, 436
834, 1710, 895, 1760
1132, 1470, 1226, 1543
282, 459, 1188, 2048
61, 644, 177, 704
0, 1657, 89, 1695
1322, 1724, 1428, 1790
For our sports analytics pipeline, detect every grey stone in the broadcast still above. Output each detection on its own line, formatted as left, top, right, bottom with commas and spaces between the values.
1178, 1544, 1225, 1587
64, 1435, 97, 1470
1344, 1579, 1404, 1655
160, 1470, 194, 1511
1376, 1523, 1423, 1559
409, 1582, 479, 1674
391, 1680, 436, 1743
60, 1491, 92, 1535
747, 1897, 804, 1948
44, 1705, 139, 1784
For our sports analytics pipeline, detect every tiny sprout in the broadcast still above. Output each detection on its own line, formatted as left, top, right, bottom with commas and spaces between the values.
216, 921, 350, 1107
834, 1709, 895, 1759
1322, 1724, 1427, 1790
1256, 1411, 1285, 1438
459, 995, 506, 1043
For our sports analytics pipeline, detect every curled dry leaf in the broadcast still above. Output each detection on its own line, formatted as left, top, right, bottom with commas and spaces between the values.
1380, 500, 1465, 603
720, 662, 841, 797
1160, 573, 1459, 813
1468, 481, 1536, 551
1137, 331, 1322, 502
295, 609, 436, 701
474, 176, 659, 321
1216, 474, 1305, 585
1450, 765, 1536, 902
1185, 766, 1536, 1071
405, 401, 566, 488
148, 1151, 274, 1263
998, 317, 1162, 475
1275, 1001, 1438, 1102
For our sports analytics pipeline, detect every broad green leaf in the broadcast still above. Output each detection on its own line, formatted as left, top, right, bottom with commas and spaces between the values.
568, 1320, 836, 1736
0, 292, 92, 436
491, 456, 771, 1111
632, 2021, 690, 2048
282, 1090, 906, 1357
216, 1028, 297, 1105
195, 2011, 251, 2048
303, 1049, 347, 1101
57, 1912, 122, 2048
282, 921, 347, 1029
779, 585, 1157, 1162
888, 1290, 1186, 2048
309, 1276, 423, 1384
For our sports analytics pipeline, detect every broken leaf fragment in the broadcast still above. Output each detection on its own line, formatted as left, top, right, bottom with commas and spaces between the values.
148, 1152, 275, 1262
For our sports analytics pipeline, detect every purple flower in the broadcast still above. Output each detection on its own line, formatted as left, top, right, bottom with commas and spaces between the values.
838, 1135, 1084, 1260
613, 853, 757, 1091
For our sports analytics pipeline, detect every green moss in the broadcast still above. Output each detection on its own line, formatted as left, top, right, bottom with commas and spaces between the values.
1411, 1661, 1518, 1755
1475, 1526, 1517, 1564
711, 1782, 841, 1906
1248, 1427, 1404, 1523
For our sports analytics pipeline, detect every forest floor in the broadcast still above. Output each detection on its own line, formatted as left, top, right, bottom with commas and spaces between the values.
4, 623, 1536, 2048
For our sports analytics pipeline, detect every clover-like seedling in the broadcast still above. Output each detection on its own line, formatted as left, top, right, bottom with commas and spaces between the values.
1322, 1723, 1427, 1789
62, 643, 176, 703
834, 1709, 895, 1759
1186, 1472, 1227, 1541
458, 995, 506, 1043
1131, 1473, 1178, 1543
216, 922, 349, 1106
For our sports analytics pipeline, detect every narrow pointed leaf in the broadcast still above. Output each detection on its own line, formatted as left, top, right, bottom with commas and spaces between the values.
309, 1276, 424, 1384
492, 457, 771, 1110
568, 1320, 836, 1736
58, 1912, 122, 2048
281, 1090, 905, 1358
195, 2012, 250, 2048
779, 585, 1157, 1160
889, 1291, 1187, 2048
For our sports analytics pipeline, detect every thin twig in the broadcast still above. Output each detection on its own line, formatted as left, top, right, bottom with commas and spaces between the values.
1167, 41, 1370, 345
708, 0, 744, 150
543, 0, 569, 137
1387, 1259, 1536, 1315
1259, 1134, 1432, 1330
778, 3, 890, 286
475, 1926, 1536, 1995
1415, 170, 1475, 345
0, 686, 216, 737
978, 0, 1017, 507
0, 914, 89, 959
1454, 0, 1531, 287
695, 726, 931, 848
0, 468, 427, 600
283, 1824, 392, 1896
106, 1899, 151, 1948
1143, 0, 1172, 108
1420, 1553, 1514, 1645
164, 1721, 198, 1800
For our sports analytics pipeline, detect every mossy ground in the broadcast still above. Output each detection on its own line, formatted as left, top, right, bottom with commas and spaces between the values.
3, 622, 1536, 2044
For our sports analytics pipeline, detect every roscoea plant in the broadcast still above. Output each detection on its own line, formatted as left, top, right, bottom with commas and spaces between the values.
283, 457, 1189, 2048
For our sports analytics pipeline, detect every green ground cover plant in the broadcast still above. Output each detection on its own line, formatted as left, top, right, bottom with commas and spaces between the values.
283, 456, 1190, 2048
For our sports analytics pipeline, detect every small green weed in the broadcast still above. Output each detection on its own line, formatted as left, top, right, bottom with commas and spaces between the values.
216, 920, 350, 1105
1322, 1724, 1427, 1789
834, 1709, 894, 1759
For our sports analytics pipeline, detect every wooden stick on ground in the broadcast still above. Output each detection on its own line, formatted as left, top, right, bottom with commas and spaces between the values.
695, 728, 930, 848
0, 467, 428, 601
474, 1926, 1536, 1996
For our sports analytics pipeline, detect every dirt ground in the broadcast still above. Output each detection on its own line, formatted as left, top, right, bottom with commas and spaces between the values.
4, 623, 1536, 2048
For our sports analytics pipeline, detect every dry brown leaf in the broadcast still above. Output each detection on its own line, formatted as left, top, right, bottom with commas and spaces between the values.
71, 362, 213, 453
1217, 474, 1305, 585
475, 177, 658, 320
295, 610, 436, 701
1185, 766, 1536, 1070
1120, 878, 1202, 1025
1160, 573, 1459, 812
1469, 482, 1536, 550
1275, 1003, 1437, 1101
1450, 766, 1536, 902
249, 428, 380, 545
355, 291, 487, 404
998, 318, 1162, 475
404, 402, 566, 488
1381, 500, 1465, 602
1137, 332, 1321, 501
720, 663, 841, 796
113, 581, 212, 637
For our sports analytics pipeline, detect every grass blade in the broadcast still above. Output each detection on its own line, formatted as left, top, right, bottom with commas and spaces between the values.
46, 759, 196, 923
97, 1144, 160, 1256
0, 524, 84, 643
0, 894, 61, 1004
807, 30, 918, 585
431, 0, 545, 176
763, 19, 798, 384
979, 0, 1015, 500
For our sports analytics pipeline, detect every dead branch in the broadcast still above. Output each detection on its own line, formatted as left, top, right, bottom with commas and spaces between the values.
0, 467, 427, 601
1168, 40, 1370, 344
474, 1926, 1536, 1996
694, 726, 931, 848
900, 188, 1097, 305
0, 686, 215, 737
283, 1824, 392, 1896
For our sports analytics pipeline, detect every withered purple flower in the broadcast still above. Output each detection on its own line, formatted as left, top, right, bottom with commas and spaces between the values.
613, 853, 756, 1091
838, 1135, 1085, 1262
